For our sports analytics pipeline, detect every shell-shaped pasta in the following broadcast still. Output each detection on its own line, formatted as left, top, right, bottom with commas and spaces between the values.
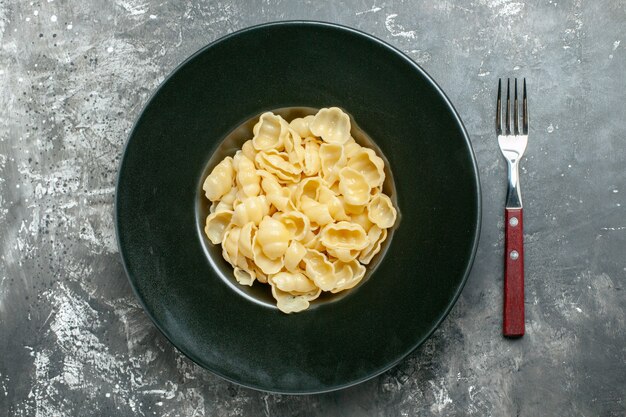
255, 150, 302, 183
273, 210, 310, 241
320, 221, 369, 251
237, 222, 257, 259
338, 167, 371, 206
317, 186, 350, 221
293, 177, 324, 205
234, 266, 255, 286
368, 193, 397, 229
234, 153, 261, 197
203, 157, 234, 201
252, 234, 284, 275
300, 196, 334, 226
283, 128, 305, 167
212, 186, 238, 213
350, 209, 374, 232
319, 143, 347, 185
270, 283, 321, 314
330, 260, 366, 293
232, 195, 270, 227
204, 210, 233, 244
252, 112, 288, 151
302, 138, 321, 177
359, 225, 388, 264
310, 107, 351, 145
347, 148, 386, 188
301, 230, 326, 252
302, 249, 336, 291
270, 271, 317, 293
284, 240, 307, 272
289, 115, 315, 138
241, 139, 257, 161
256, 216, 290, 260
222, 227, 245, 269
253, 265, 268, 283
344, 140, 362, 159
326, 247, 360, 263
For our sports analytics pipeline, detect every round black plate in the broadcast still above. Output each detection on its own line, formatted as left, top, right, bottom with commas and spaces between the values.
116, 21, 481, 394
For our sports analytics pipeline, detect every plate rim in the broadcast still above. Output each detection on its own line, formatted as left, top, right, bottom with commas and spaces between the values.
115, 19, 482, 395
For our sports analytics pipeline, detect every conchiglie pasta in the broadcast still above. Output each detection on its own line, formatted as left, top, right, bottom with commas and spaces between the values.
231, 195, 270, 227
359, 225, 387, 264
302, 249, 336, 291
367, 193, 397, 229
204, 210, 233, 244
203, 157, 234, 202
289, 115, 315, 138
338, 167, 371, 206
202, 107, 397, 313
310, 107, 351, 145
256, 216, 290, 260
319, 143, 347, 186
252, 112, 288, 151
255, 150, 301, 183
234, 152, 261, 197
347, 148, 386, 188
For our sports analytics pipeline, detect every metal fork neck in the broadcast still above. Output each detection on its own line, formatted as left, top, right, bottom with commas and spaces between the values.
505, 159, 522, 208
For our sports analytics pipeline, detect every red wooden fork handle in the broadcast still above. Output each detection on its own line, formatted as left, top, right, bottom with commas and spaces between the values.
504, 208, 525, 337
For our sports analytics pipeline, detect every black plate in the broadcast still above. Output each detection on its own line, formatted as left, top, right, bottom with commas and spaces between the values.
116, 21, 481, 394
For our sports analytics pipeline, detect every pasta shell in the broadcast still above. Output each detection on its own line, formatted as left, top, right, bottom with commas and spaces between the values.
338, 167, 371, 206
359, 225, 388, 264
252, 112, 288, 151
231, 195, 270, 227
237, 222, 257, 259
273, 210, 310, 241
300, 196, 334, 226
350, 209, 374, 232
293, 177, 324, 206
234, 152, 261, 197
252, 233, 284, 275
241, 139, 258, 161
367, 193, 397, 229
270, 283, 321, 314
343, 140, 362, 159
302, 138, 322, 176
317, 186, 350, 221
289, 115, 315, 138
320, 221, 369, 251
234, 266, 255, 286
270, 271, 317, 293
310, 107, 351, 145
326, 247, 360, 263
302, 249, 336, 291
284, 240, 307, 272
204, 210, 233, 244
222, 226, 242, 268
255, 150, 302, 183
330, 260, 366, 293
256, 216, 290, 260
284, 128, 305, 168
203, 157, 234, 201
347, 148, 386, 188
319, 143, 347, 186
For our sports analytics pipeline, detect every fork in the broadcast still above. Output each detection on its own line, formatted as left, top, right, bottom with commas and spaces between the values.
496, 78, 528, 338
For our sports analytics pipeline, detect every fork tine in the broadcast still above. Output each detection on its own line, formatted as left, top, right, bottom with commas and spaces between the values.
513, 79, 519, 135
522, 78, 528, 134
496, 79, 502, 135
505, 78, 511, 135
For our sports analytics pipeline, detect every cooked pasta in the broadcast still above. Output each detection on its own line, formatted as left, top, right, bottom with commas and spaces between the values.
202, 107, 397, 313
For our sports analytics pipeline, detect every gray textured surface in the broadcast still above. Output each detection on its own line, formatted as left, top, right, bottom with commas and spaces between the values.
1, 0, 625, 416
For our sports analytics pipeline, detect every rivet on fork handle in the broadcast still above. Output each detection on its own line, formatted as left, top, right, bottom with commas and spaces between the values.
496, 78, 528, 338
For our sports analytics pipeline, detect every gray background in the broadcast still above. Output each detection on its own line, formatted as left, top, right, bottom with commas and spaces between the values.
1, 0, 624, 416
